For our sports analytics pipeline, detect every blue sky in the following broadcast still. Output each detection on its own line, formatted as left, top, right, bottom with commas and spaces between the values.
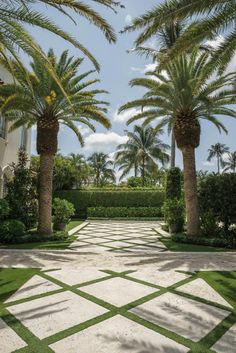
29, 0, 236, 174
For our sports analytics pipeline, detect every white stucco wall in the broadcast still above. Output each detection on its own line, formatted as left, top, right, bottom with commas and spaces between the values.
0, 66, 31, 197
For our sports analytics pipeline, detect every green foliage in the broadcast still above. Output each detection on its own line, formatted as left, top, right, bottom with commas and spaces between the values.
55, 190, 165, 218
0, 220, 26, 243
88, 153, 115, 187
88, 207, 162, 218
172, 233, 236, 250
6, 150, 38, 229
165, 167, 182, 199
127, 177, 143, 188
0, 199, 10, 220
199, 173, 236, 233
162, 198, 185, 233
200, 212, 220, 237
53, 198, 75, 225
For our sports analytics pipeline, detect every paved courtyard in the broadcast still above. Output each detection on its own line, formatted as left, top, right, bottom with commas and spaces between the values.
0, 221, 236, 353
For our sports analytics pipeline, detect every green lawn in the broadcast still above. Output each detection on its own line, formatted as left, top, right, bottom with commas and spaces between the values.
160, 236, 230, 252
0, 219, 83, 250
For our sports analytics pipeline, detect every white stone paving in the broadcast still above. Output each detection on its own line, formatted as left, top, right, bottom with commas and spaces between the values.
50, 315, 189, 353
48, 268, 109, 286
131, 292, 230, 342
0, 317, 27, 353
81, 277, 158, 307
8, 291, 107, 339
129, 270, 190, 287
212, 324, 236, 353
5, 275, 61, 303
178, 278, 232, 308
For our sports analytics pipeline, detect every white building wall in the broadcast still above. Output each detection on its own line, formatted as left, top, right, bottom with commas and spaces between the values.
0, 66, 31, 197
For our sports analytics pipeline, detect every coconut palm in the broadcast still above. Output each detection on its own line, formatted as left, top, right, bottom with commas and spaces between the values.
223, 152, 236, 173
0, 49, 111, 234
207, 143, 230, 174
119, 49, 236, 236
115, 125, 170, 186
1, 0, 122, 71
88, 153, 115, 187
123, 0, 236, 71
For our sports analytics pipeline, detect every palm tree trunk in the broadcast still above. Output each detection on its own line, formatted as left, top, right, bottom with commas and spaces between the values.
37, 153, 54, 234
170, 132, 176, 168
217, 156, 220, 174
182, 147, 200, 236
141, 157, 145, 186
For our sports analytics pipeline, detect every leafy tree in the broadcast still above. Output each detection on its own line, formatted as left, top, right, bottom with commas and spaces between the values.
0, 50, 110, 234
119, 49, 236, 236
207, 143, 230, 174
88, 153, 115, 187
0, 0, 122, 70
6, 149, 38, 229
115, 125, 169, 186
223, 152, 236, 173
123, 0, 236, 72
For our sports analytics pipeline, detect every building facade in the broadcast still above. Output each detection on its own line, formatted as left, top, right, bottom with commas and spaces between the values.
0, 66, 31, 197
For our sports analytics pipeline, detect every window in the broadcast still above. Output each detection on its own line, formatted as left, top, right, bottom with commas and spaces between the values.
0, 113, 6, 139
20, 126, 28, 150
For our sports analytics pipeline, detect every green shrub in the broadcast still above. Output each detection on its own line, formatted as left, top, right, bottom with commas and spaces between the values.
200, 212, 220, 237
88, 207, 162, 219
165, 167, 182, 199
199, 173, 236, 233
172, 233, 236, 249
162, 198, 185, 233
53, 198, 75, 227
0, 199, 10, 220
55, 190, 165, 217
0, 220, 26, 243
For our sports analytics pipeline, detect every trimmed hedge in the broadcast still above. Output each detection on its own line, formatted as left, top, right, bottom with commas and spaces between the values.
55, 190, 165, 218
88, 207, 162, 219
172, 233, 236, 249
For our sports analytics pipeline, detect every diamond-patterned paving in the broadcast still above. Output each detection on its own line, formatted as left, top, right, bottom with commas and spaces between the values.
70, 221, 167, 252
1, 221, 236, 353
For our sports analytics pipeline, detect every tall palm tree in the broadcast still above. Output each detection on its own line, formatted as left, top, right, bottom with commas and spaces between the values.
223, 152, 236, 173
123, 0, 236, 72
0, 49, 111, 234
207, 143, 230, 174
1, 0, 122, 71
88, 153, 115, 186
119, 49, 236, 236
115, 125, 170, 186
127, 20, 186, 168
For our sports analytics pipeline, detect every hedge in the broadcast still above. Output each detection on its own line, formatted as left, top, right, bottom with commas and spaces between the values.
55, 190, 165, 218
172, 233, 236, 249
88, 207, 163, 219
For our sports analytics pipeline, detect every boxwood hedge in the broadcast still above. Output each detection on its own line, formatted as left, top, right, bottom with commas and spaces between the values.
88, 207, 163, 219
55, 190, 165, 218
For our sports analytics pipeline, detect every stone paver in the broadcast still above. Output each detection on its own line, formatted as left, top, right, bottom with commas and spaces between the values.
5, 275, 61, 303
178, 278, 232, 308
131, 292, 230, 342
8, 291, 107, 339
0, 317, 27, 353
129, 269, 190, 287
49, 268, 109, 286
212, 324, 236, 353
50, 315, 189, 353
81, 277, 158, 307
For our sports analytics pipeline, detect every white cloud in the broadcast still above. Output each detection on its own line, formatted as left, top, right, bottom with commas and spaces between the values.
84, 132, 128, 154
113, 107, 141, 123
205, 35, 224, 49
131, 63, 157, 74
75, 124, 90, 136
125, 14, 133, 25
202, 160, 215, 167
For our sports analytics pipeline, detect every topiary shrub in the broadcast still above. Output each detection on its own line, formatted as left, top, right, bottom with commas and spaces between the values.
53, 198, 75, 231
0, 199, 10, 220
162, 198, 185, 233
165, 167, 182, 199
199, 173, 236, 234
0, 219, 26, 243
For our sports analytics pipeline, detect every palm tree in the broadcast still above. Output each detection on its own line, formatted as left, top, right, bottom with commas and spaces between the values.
119, 49, 236, 236
0, 49, 111, 234
115, 125, 170, 186
207, 143, 230, 174
123, 0, 236, 72
1, 0, 122, 71
223, 152, 236, 173
127, 20, 186, 168
88, 153, 115, 186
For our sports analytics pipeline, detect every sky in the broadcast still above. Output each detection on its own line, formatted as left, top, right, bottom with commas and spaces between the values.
28, 0, 236, 174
